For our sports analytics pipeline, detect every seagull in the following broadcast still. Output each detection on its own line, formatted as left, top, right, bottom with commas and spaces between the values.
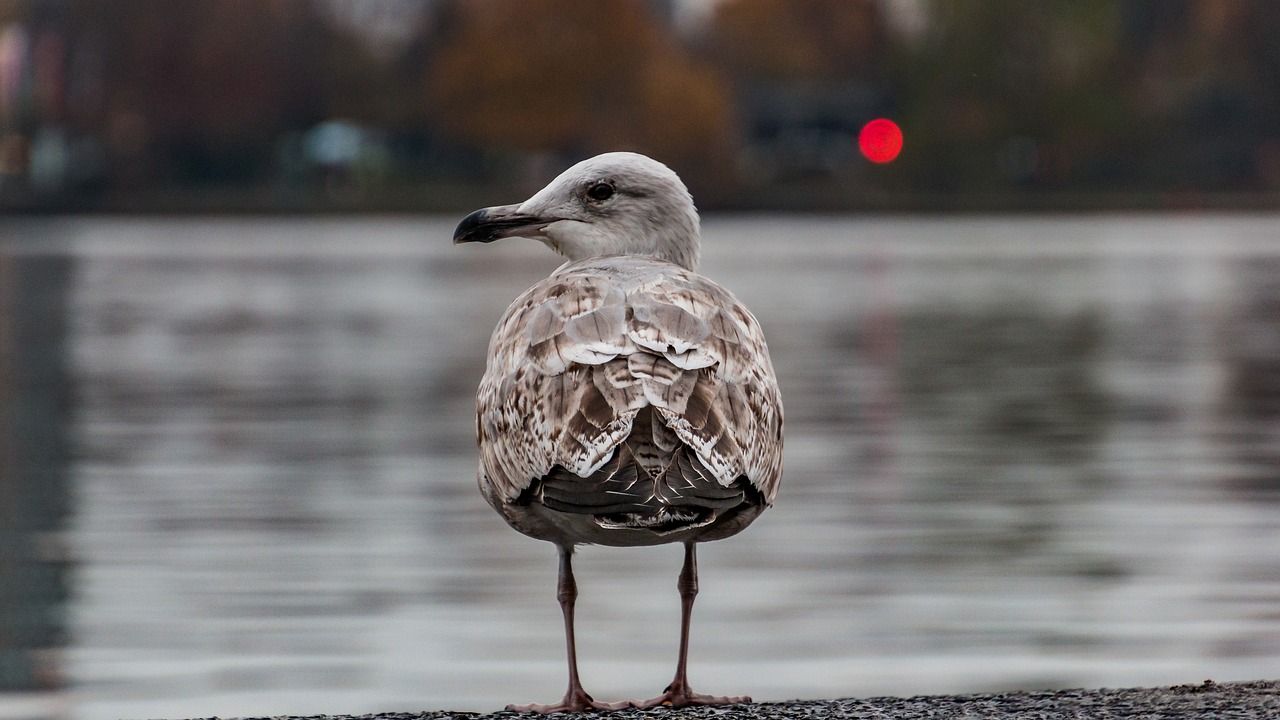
454, 152, 783, 712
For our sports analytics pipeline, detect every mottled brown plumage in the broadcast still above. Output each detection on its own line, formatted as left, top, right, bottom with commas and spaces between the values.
476, 256, 781, 547
455, 152, 783, 712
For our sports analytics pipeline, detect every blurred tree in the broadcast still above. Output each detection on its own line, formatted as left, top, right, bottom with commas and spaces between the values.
891, 1, 1129, 194
66, 0, 326, 185
314, 0, 438, 128
709, 0, 884, 82
885, 0, 1280, 198
1116, 0, 1280, 192
701, 0, 892, 189
0, 1, 23, 23
632, 54, 735, 176
110, 1, 314, 130
424, 0, 736, 187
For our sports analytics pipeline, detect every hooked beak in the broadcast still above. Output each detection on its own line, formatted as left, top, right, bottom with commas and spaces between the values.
453, 204, 550, 244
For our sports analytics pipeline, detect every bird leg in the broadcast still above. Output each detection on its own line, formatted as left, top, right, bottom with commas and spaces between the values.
629, 543, 751, 708
507, 545, 622, 713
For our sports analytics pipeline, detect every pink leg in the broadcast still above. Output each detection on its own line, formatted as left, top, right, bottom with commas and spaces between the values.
630, 543, 750, 709
507, 546, 623, 713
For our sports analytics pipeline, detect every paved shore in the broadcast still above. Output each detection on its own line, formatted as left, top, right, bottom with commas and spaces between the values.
208, 680, 1278, 720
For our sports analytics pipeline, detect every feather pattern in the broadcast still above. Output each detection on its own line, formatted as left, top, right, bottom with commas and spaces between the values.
476, 255, 782, 544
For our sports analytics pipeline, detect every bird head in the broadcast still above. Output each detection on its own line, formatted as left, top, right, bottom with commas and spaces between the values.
453, 152, 701, 271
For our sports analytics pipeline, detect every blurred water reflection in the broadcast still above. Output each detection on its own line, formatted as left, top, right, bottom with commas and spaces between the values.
0, 215, 1278, 720
0, 253, 73, 698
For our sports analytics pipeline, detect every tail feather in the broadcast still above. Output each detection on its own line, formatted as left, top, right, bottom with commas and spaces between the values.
533, 439, 748, 526
539, 447, 651, 514
657, 450, 745, 508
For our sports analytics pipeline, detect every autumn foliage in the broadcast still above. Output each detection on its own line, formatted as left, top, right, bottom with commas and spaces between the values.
426, 0, 735, 182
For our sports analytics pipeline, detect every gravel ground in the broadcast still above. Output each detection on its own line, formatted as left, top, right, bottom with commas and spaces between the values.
204, 680, 1278, 720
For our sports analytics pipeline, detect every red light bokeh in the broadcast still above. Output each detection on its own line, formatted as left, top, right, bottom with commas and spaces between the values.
859, 118, 903, 164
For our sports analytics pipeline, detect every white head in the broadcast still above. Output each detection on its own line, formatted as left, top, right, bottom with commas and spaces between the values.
453, 152, 701, 271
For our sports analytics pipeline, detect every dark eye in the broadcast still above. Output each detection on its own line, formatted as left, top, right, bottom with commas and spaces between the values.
585, 181, 614, 202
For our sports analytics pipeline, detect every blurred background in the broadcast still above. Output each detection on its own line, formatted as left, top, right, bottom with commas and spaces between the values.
4, 0, 1280, 211
1, 1, 1279, 719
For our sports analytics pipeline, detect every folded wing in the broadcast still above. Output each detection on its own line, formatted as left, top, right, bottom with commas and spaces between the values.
477, 257, 783, 520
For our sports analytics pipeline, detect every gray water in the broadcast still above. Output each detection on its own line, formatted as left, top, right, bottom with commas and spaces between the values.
1, 215, 1278, 720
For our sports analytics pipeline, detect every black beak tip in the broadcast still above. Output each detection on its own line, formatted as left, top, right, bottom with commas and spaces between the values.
453, 208, 496, 244
453, 208, 546, 245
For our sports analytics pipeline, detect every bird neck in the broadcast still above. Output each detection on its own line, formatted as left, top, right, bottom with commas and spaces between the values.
643, 207, 701, 271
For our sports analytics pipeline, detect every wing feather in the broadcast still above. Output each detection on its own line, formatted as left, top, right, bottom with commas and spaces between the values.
477, 256, 783, 506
